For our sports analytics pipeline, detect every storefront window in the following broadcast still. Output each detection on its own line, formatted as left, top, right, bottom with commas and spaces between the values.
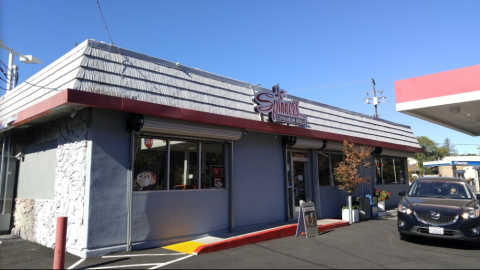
318, 154, 331, 186
317, 152, 344, 187
330, 153, 344, 186
170, 141, 198, 190
375, 157, 406, 185
374, 158, 382, 185
133, 138, 167, 191
134, 136, 227, 191
202, 143, 225, 189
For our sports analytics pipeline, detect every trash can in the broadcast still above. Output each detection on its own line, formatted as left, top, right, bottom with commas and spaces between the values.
359, 196, 371, 221
365, 195, 378, 218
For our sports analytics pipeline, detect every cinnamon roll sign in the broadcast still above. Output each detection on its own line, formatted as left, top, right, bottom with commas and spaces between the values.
253, 84, 308, 126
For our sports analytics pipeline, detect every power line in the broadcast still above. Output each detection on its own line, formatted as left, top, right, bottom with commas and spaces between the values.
95, 0, 126, 78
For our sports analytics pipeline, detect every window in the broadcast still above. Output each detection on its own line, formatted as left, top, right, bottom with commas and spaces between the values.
202, 143, 225, 189
318, 154, 331, 186
317, 152, 344, 187
134, 136, 227, 191
375, 157, 407, 185
169, 141, 198, 190
330, 153, 344, 186
134, 138, 167, 191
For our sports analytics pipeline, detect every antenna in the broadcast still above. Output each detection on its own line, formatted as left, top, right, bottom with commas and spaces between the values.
364, 78, 388, 118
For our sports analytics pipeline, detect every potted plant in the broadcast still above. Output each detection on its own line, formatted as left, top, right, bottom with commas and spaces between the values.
342, 205, 360, 223
333, 141, 372, 224
373, 188, 390, 212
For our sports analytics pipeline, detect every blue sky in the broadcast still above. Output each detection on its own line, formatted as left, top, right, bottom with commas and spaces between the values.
1, 0, 479, 154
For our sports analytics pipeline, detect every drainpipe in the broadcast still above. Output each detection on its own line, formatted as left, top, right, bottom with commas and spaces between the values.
2, 134, 11, 214
283, 144, 289, 221
0, 135, 5, 207
126, 131, 134, 251
229, 141, 234, 232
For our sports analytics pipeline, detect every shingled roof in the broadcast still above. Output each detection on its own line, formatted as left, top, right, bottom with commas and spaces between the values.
0, 39, 420, 150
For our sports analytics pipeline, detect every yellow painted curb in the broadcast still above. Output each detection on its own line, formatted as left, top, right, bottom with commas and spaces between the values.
163, 241, 205, 255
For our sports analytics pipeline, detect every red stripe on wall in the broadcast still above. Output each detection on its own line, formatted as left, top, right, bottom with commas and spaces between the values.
395, 64, 480, 104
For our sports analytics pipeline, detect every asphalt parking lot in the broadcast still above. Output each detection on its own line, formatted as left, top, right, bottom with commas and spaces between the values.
2, 215, 480, 269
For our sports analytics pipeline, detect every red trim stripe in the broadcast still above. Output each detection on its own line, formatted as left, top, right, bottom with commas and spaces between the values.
10, 89, 423, 153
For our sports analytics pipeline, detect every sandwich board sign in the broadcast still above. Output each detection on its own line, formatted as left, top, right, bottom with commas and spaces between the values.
295, 201, 319, 238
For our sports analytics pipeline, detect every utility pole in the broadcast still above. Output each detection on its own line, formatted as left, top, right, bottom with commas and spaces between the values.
364, 78, 387, 118
0, 39, 42, 91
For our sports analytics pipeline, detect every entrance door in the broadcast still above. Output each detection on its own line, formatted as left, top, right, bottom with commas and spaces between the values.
0, 158, 16, 233
287, 151, 309, 220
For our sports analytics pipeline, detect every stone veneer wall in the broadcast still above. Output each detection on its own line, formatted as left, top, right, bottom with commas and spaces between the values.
11, 108, 90, 257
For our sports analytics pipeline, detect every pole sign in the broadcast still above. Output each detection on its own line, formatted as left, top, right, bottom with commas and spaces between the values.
253, 84, 308, 126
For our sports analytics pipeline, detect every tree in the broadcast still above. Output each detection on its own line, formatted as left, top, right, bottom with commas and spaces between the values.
442, 138, 459, 156
414, 136, 448, 175
334, 141, 372, 224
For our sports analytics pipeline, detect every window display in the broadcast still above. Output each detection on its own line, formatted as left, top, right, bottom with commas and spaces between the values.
133, 136, 227, 191
133, 138, 167, 191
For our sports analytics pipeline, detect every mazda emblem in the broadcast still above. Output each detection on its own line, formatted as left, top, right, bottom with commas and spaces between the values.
431, 212, 441, 220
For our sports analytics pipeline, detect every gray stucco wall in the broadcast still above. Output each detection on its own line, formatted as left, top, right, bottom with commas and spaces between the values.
84, 108, 130, 251
233, 131, 285, 228
132, 189, 228, 247
17, 140, 57, 199
11, 109, 90, 258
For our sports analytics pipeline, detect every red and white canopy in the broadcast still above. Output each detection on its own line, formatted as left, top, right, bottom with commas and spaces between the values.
395, 64, 480, 136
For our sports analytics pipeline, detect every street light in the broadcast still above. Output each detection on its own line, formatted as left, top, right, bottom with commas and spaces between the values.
0, 39, 42, 91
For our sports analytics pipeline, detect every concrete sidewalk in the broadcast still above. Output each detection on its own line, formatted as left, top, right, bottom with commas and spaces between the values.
162, 219, 349, 255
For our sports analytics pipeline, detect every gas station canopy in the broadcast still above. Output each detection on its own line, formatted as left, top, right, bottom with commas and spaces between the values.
424, 156, 480, 167
395, 64, 480, 136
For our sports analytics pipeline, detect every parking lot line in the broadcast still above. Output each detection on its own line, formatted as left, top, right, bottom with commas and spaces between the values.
87, 263, 160, 269
148, 255, 194, 269
102, 253, 185, 258
68, 259, 85, 269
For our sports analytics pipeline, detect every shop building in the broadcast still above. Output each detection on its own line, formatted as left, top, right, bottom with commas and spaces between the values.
0, 39, 422, 258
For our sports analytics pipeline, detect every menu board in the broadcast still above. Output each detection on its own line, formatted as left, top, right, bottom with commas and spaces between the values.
295, 202, 319, 238
210, 166, 225, 188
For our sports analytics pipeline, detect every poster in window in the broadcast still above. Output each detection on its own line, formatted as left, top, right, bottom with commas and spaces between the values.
134, 171, 157, 191
210, 165, 225, 188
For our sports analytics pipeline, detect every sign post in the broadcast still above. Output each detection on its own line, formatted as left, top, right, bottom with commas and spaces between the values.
295, 201, 319, 238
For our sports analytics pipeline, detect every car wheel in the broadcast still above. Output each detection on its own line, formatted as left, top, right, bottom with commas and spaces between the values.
399, 232, 411, 241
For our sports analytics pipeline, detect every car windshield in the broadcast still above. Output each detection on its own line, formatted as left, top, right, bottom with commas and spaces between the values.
408, 181, 472, 199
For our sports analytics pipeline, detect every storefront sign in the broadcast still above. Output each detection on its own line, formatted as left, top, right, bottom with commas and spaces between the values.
295, 201, 318, 238
253, 84, 308, 126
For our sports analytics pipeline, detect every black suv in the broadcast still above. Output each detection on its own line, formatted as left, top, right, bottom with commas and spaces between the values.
398, 177, 480, 242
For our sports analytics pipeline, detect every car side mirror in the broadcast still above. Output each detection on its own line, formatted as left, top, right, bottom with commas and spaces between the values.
476, 194, 480, 202
398, 191, 406, 197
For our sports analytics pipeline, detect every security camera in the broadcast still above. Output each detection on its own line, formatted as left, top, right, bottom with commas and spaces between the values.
176, 62, 181, 66
15, 152, 24, 160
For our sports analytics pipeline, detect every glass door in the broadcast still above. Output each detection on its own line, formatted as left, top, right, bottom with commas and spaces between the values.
287, 151, 309, 220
